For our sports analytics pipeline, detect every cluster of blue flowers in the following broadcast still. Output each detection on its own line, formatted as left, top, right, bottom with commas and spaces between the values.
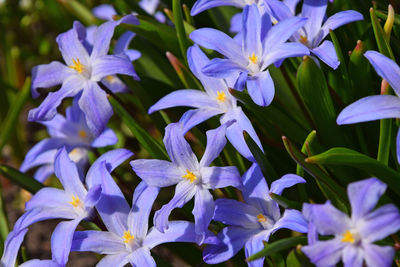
1, 0, 400, 266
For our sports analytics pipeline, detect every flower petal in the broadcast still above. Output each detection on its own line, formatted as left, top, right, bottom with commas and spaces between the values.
364, 50, 400, 97
242, 4, 262, 57
128, 247, 156, 267
33, 164, 54, 183
91, 54, 139, 81
0, 228, 28, 267
246, 70, 275, 106
97, 253, 130, 267
201, 166, 242, 189
87, 148, 133, 178
25, 187, 70, 210
213, 198, 260, 228
245, 232, 268, 267
337, 95, 400, 124
31, 61, 72, 98
301, 0, 327, 41
78, 82, 113, 137
56, 28, 90, 67
51, 219, 81, 265
363, 243, 394, 267
191, 0, 244, 15
265, 0, 292, 21
91, 128, 118, 147
130, 159, 182, 187
358, 204, 400, 243
311, 40, 339, 69
14, 208, 76, 230
270, 174, 306, 195
347, 177, 387, 220
153, 181, 197, 233
200, 121, 232, 167
342, 245, 364, 267
302, 238, 345, 267
202, 58, 246, 78
148, 89, 219, 114
128, 182, 160, 240
114, 31, 136, 55
92, 4, 117, 20
19, 260, 59, 267
192, 189, 214, 244
84, 184, 102, 208
163, 123, 198, 170
273, 209, 308, 233
28, 76, 84, 122
179, 108, 223, 134
71, 230, 125, 254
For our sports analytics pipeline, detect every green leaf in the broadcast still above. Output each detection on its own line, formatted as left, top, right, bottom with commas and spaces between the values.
0, 77, 31, 153
172, 0, 191, 62
269, 193, 302, 210
109, 97, 169, 160
306, 147, 400, 197
0, 165, 44, 194
297, 56, 346, 147
370, 8, 395, 60
286, 248, 314, 267
282, 136, 348, 212
58, 0, 98, 25
247, 236, 308, 261
243, 131, 278, 182
296, 130, 317, 177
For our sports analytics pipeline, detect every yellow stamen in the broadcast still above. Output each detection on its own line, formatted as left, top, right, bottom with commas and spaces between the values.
123, 231, 135, 244
69, 195, 82, 208
216, 91, 226, 102
69, 58, 85, 73
182, 169, 197, 183
300, 35, 308, 45
341, 230, 355, 243
249, 52, 258, 64
78, 130, 87, 138
105, 75, 115, 83
257, 213, 267, 222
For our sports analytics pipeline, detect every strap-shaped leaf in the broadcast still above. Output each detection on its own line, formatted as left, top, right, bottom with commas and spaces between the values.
0, 165, 44, 194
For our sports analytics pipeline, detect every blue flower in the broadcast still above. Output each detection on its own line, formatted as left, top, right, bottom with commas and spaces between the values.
71, 176, 216, 266
1, 148, 133, 266
337, 50, 400, 163
190, 4, 309, 106
20, 98, 117, 182
203, 163, 307, 266
302, 178, 400, 267
266, 0, 363, 69
130, 121, 242, 244
149, 44, 262, 161
29, 16, 139, 136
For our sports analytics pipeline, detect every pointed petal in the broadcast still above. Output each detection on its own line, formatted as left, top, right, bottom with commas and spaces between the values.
265, 0, 292, 22
301, 239, 345, 267
87, 148, 133, 180
28, 76, 84, 122
148, 89, 218, 114
78, 82, 113, 137
51, 219, 81, 265
71, 230, 125, 254
128, 247, 156, 267
202, 58, 246, 78
230, 13, 242, 33
246, 70, 275, 106
31, 61, 72, 98
263, 17, 307, 51
14, 208, 76, 230
179, 108, 223, 133
319, 10, 364, 43
301, 0, 327, 40
97, 253, 130, 267
56, 28, 90, 66
273, 209, 308, 233
130, 159, 182, 187
128, 182, 160, 240
364, 50, 400, 96
91, 128, 118, 147
84, 184, 102, 208
282, 0, 300, 14
114, 31, 136, 55
163, 123, 198, 170
337, 95, 400, 124
243, 4, 262, 57
1, 228, 28, 267
191, 0, 244, 15
187, 45, 228, 96
153, 181, 197, 233
342, 245, 364, 267
92, 4, 117, 20
213, 198, 260, 228
245, 232, 267, 267
91, 54, 139, 81
201, 166, 242, 189
192, 189, 214, 244
33, 164, 54, 183
54, 147, 86, 198
311, 40, 339, 69
203, 226, 257, 264
263, 42, 309, 69
190, 28, 245, 61
233, 70, 248, 91
359, 204, 400, 243
101, 75, 129, 93
302, 202, 350, 235
270, 174, 306, 195
200, 121, 232, 167
26, 187, 70, 210
364, 243, 395, 267
347, 177, 387, 220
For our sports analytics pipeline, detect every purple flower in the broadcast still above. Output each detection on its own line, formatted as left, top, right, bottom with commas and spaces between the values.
149, 44, 262, 161
1, 148, 132, 266
71, 177, 216, 266
266, 0, 363, 69
302, 178, 400, 267
190, 4, 309, 106
337, 51, 400, 163
130, 122, 242, 244
20, 98, 117, 182
29, 16, 139, 136
203, 163, 307, 266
